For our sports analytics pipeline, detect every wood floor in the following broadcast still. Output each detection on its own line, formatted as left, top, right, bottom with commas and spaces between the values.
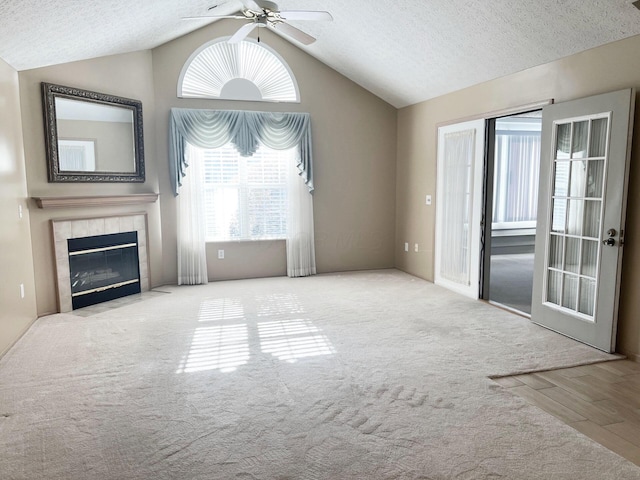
494, 359, 640, 466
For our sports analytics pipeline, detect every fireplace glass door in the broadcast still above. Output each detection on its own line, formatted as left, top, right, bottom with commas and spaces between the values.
67, 231, 141, 309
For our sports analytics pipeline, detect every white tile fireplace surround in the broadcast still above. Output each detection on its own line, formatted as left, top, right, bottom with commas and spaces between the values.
52, 214, 150, 313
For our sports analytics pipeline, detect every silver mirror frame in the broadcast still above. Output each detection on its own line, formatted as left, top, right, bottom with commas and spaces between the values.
42, 83, 145, 183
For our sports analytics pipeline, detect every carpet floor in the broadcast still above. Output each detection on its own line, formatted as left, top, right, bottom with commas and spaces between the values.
1, 270, 638, 479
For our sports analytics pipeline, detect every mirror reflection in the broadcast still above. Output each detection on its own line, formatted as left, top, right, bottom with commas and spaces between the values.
55, 98, 135, 173
42, 83, 145, 183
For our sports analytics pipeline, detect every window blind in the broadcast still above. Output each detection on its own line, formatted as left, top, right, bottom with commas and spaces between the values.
201, 143, 293, 241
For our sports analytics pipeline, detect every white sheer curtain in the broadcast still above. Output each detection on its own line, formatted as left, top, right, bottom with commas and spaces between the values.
492, 132, 541, 226
287, 152, 316, 277
177, 145, 209, 285
169, 108, 316, 281
440, 129, 475, 285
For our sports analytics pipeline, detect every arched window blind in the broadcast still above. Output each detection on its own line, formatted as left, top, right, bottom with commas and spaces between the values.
178, 38, 300, 103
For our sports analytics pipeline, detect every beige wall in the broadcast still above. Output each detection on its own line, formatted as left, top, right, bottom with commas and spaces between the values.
206, 241, 286, 281
0, 58, 38, 355
152, 20, 397, 284
395, 34, 640, 358
18, 51, 164, 315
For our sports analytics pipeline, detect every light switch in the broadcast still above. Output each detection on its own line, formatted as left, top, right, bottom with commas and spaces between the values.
404, 242, 409, 252
426, 195, 432, 206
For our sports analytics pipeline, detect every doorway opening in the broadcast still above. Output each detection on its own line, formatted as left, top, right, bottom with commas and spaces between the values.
482, 111, 542, 315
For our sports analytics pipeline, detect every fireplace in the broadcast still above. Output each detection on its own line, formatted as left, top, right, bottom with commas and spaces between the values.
52, 214, 150, 313
68, 232, 141, 309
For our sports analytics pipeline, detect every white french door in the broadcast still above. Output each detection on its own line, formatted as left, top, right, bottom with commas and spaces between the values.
531, 89, 635, 352
435, 119, 485, 298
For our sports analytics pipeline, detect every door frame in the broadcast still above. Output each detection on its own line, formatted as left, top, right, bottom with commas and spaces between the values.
434, 100, 552, 301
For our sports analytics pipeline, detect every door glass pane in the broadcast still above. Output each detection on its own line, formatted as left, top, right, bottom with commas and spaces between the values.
549, 235, 564, 269
553, 161, 570, 197
551, 198, 567, 233
586, 160, 604, 198
569, 161, 587, 197
578, 278, 596, 317
566, 200, 583, 236
572, 121, 589, 159
547, 270, 562, 305
556, 123, 571, 159
581, 240, 598, 278
546, 119, 609, 318
564, 237, 580, 273
583, 200, 602, 238
589, 118, 608, 157
562, 274, 578, 310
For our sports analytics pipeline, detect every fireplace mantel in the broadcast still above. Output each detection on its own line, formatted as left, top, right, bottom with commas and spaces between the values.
32, 193, 159, 209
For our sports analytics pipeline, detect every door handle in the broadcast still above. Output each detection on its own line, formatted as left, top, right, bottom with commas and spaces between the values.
603, 237, 616, 247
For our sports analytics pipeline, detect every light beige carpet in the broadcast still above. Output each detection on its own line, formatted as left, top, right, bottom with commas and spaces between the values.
1, 270, 638, 479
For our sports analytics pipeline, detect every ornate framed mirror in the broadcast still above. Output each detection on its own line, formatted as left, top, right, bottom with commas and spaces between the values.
42, 83, 145, 182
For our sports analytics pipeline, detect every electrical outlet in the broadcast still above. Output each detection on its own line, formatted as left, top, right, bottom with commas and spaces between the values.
414, 243, 419, 252
18, 204, 23, 219
404, 242, 409, 252
19, 283, 24, 299
426, 195, 432, 206
218, 249, 224, 259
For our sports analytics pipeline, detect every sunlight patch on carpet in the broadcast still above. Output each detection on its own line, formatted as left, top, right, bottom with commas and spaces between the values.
177, 324, 250, 373
258, 319, 335, 363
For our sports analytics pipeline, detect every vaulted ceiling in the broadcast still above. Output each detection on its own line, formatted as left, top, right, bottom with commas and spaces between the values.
2, 0, 640, 108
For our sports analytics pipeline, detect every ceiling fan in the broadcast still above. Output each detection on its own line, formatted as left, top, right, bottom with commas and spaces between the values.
193, 0, 333, 45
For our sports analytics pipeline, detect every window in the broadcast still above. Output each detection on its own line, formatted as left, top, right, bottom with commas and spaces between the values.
58, 139, 96, 171
189, 142, 295, 241
492, 115, 542, 230
178, 38, 299, 103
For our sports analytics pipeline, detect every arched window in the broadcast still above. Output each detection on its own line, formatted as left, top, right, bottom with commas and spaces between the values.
178, 38, 300, 103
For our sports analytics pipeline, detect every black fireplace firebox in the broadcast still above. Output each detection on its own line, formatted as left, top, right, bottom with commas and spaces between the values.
67, 231, 141, 309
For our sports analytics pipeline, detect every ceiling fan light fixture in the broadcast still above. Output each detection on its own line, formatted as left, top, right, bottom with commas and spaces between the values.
202, 1, 331, 45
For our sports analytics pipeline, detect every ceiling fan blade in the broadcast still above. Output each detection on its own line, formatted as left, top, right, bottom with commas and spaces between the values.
269, 21, 316, 45
239, 0, 262, 11
182, 15, 247, 20
229, 22, 259, 43
278, 11, 333, 21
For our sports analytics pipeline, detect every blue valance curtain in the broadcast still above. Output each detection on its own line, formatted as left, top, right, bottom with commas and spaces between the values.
169, 108, 314, 196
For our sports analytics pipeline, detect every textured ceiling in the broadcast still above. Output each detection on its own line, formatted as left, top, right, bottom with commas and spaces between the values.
1, 0, 640, 108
